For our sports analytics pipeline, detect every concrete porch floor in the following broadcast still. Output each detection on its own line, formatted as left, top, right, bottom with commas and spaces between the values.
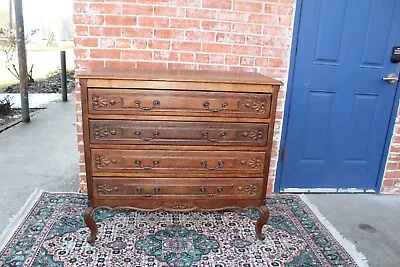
0, 98, 399, 266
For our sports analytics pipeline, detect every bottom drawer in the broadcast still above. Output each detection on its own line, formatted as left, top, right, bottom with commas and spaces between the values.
93, 178, 264, 199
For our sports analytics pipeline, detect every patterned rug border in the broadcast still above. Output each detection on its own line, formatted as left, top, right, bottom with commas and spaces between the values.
300, 195, 369, 267
0, 189, 44, 251
0, 191, 369, 267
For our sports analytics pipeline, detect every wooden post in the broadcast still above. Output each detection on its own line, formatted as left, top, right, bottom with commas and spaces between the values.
14, 0, 30, 123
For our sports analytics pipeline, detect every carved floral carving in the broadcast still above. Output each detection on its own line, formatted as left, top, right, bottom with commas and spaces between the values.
95, 155, 119, 169
92, 94, 123, 110
93, 126, 118, 139
235, 158, 263, 169
92, 94, 108, 110
97, 184, 121, 195
236, 184, 258, 196
241, 130, 264, 142
239, 98, 267, 114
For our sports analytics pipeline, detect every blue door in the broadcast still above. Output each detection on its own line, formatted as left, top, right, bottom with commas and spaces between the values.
280, 0, 400, 191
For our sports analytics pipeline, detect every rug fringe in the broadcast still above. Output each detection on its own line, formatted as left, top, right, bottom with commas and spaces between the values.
0, 188, 44, 252
300, 195, 369, 267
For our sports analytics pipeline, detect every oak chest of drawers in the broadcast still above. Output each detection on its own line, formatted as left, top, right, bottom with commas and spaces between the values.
76, 68, 282, 244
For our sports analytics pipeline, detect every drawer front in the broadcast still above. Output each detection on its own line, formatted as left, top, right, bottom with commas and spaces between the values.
91, 149, 266, 176
90, 120, 269, 146
88, 89, 272, 119
93, 178, 264, 199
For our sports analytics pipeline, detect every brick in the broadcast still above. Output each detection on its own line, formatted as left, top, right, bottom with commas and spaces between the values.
138, 17, 169, 28
217, 11, 248, 22
186, 8, 217, 20
263, 26, 289, 37
233, 1, 263, 13
202, 21, 231, 31
148, 40, 171, 50
202, 43, 232, 53
216, 33, 245, 44
137, 0, 168, 4
269, 58, 286, 68
89, 3, 122, 14
171, 41, 201, 51
154, 6, 185, 17
170, 18, 201, 29
75, 25, 89, 36
90, 49, 121, 59
105, 15, 137, 26
168, 63, 197, 70
233, 23, 262, 34
154, 29, 185, 39
249, 14, 278, 25
74, 13, 105, 25
386, 162, 399, 170
196, 53, 225, 64
114, 38, 131, 48
74, 37, 98, 48
225, 55, 239, 65
74, 49, 89, 59
132, 40, 148, 49
121, 50, 152, 60
186, 31, 215, 42
202, 0, 232, 10
240, 56, 255, 66
278, 15, 293, 26
105, 60, 136, 68
232, 45, 261, 56
265, 4, 294, 15
262, 47, 286, 58
122, 27, 153, 38
246, 35, 275, 46
90, 27, 121, 37
385, 171, 400, 178
99, 37, 116, 48
179, 52, 195, 62
136, 62, 168, 69
122, 4, 153, 15
153, 51, 180, 61
75, 60, 104, 69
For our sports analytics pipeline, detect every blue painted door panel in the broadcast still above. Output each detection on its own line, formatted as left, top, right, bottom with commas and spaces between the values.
281, 0, 400, 190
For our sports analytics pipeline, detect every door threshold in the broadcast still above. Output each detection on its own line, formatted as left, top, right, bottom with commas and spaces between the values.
280, 188, 376, 194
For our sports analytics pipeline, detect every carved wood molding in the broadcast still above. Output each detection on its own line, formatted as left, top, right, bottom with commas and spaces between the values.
92, 94, 123, 110
97, 184, 122, 196
93, 125, 119, 139
95, 155, 119, 169
236, 184, 258, 196
238, 98, 267, 114
240, 129, 264, 142
235, 157, 263, 169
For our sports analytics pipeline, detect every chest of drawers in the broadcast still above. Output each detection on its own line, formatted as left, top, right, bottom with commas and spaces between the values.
76, 68, 282, 245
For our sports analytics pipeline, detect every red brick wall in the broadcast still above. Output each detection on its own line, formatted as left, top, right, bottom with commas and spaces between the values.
73, 0, 400, 194
381, 107, 400, 194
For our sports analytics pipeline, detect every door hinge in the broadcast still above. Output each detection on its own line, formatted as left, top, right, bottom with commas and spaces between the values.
281, 147, 287, 163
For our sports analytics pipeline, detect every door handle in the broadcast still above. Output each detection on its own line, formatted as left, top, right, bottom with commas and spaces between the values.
382, 73, 399, 84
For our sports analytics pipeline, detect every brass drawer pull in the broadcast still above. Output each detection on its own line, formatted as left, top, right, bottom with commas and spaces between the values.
136, 187, 160, 197
135, 160, 160, 170
201, 160, 224, 170
203, 101, 228, 112
200, 186, 223, 197
202, 131, 226, 142
134, 131, 160, 141
135, 99, 160, 111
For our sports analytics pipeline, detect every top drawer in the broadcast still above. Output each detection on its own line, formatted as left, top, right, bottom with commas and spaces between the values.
88, 89, 272, 119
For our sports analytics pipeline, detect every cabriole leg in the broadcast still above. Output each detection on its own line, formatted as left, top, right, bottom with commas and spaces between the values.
255, 205, 270, 240
84, 207, 97, 245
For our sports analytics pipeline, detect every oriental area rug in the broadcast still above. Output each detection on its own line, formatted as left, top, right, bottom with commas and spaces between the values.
0, 191, 368, 267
